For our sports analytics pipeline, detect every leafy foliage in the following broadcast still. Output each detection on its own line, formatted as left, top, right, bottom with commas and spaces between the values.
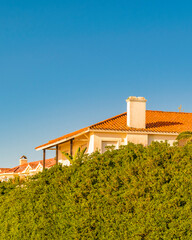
62, 147, 87, 165
1, 142, 192, 239
176, 131, 192, 142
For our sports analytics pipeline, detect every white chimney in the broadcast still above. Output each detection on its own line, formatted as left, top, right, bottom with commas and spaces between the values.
126, 96, 147, 128
19, 155, 28, 165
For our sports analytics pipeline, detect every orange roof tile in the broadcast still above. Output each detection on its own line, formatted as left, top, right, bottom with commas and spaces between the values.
36, 127, 89, 150
3, 158, 55, 174
36, 110, 192, 150
90, 111, 192, 133
0, 168, 10, 173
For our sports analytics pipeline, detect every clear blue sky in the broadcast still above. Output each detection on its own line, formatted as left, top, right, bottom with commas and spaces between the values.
0, 0, 192, 167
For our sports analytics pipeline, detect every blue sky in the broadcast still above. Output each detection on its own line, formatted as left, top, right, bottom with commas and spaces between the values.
0, 0, 192, 167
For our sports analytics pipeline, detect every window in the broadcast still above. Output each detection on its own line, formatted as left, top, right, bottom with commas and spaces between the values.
102, 141, 117, 153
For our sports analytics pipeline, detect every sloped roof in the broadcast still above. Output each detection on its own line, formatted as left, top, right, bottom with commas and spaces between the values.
36, 127, 89, 150
3, 158, 55, 174
36, 110, 192, 150
0, 168, 10, 173
90, 110, 192, 132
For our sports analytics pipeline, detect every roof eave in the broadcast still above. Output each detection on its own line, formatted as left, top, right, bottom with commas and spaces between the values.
90, 129, 179, 135
35, 129, 90, 151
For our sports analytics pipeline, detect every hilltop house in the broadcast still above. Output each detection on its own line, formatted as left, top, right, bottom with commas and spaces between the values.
36, 96, 192, 168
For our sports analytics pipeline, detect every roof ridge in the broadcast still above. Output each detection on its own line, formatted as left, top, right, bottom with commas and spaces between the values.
146, 110, 192, 114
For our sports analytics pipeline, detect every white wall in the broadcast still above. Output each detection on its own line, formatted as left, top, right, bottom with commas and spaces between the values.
148, 134, 177, 146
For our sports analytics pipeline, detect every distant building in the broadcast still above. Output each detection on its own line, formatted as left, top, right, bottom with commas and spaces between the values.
35, 96, 192, 167
0, 156, 55, 181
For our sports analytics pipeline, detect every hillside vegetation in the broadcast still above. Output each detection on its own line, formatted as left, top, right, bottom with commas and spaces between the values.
1, 142, 192, 239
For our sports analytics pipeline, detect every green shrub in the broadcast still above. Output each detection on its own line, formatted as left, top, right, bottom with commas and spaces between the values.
1, 142, 192, 239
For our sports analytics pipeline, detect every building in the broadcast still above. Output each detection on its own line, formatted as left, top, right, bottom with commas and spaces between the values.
0, 156, 55, 181
35, 96, 192, 167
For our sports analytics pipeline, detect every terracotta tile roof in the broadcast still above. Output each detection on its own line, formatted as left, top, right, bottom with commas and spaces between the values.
146, 110, 192, 133
0, 168, 10, 173
36, 110, 192, 150
90, 110, 192, 133
36, 127, 89, 150
46, 162, 56, 168
3, 158, 55, 174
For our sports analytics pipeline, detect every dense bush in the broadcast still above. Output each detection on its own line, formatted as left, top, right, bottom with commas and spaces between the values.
1, 142, 192, 239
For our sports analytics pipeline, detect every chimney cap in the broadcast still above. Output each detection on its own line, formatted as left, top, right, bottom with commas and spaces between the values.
20, 155, 27, 160
126, 96, 147, 102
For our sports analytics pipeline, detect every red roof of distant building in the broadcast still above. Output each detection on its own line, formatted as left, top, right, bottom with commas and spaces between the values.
3, 158, 55, 174
0, 168, 10, 173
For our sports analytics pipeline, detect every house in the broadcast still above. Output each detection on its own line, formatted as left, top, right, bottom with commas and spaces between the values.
36, 96, 192, 168
0, 156, 55, 181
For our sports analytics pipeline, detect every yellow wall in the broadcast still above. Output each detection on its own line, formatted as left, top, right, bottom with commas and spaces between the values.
57, 131, 178, 161
58, 135, 89, 165
49, 130, 180, 168
127, 133, 148, 146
